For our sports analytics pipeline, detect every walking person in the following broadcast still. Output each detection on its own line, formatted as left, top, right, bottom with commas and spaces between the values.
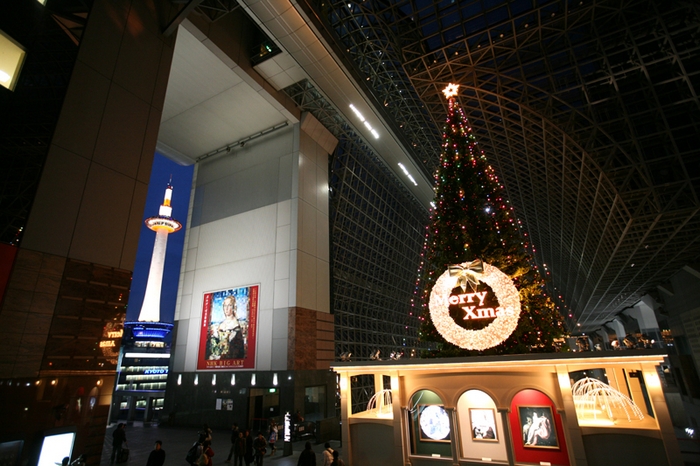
244, 430, 254, 466
267, 421, 278, 456
226, 423, 240, 462
200, 440, 215, 466
232, 431, 246, 466
199, 424, 213, 443
322, 443, 333, 466
330, 451, 345, 466
146, 440, 165, 466
253, 431, 267, 466
296, 442, 316, 466
185, 439, 203, 466
110, 423, 127, 464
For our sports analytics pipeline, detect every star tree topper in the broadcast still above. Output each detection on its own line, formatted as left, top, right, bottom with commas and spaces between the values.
442, 83, 459, 99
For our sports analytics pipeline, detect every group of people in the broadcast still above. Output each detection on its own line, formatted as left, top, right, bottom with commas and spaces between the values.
110, 423, 166, 466
217, 423, 346, 466
297, 442, 344, 466
110, 420, 344, 465
183, 424, 216, 466
195, 421, 282, 466
217, 422, 272, 466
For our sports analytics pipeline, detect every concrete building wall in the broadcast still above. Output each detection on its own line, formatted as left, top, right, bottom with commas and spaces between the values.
657, 265, 700, 429
0, 0, 177, 462
0, 0, 177, 380
660, 266, 700, 370
173, 125, 297, 372
22, 0, 175, 270
173, 118, 334, 373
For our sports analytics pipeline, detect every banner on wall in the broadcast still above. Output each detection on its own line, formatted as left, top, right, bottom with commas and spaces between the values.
197, 285, 259, 370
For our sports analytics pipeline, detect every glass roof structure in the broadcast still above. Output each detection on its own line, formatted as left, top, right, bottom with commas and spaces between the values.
297, 0, 700, 334
3, 0, 698, 341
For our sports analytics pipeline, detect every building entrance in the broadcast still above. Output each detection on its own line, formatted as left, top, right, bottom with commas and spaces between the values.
248, 388, 280, 433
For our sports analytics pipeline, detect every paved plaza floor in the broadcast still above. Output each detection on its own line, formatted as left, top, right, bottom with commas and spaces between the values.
100, 422, 342, 466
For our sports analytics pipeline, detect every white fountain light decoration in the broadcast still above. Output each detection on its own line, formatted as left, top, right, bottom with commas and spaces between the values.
366, 389, 393, 418
571, 377, 644, 423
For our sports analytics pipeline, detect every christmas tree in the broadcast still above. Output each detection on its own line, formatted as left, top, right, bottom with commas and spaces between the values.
413, 84, 567, 356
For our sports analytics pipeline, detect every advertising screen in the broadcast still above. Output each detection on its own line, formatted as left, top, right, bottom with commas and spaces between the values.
37, 432, 75, 466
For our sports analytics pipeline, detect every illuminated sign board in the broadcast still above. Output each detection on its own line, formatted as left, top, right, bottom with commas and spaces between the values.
284, 412, 291, 443
135, 341, 166, 348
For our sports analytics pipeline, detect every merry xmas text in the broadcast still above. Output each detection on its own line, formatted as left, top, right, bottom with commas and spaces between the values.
447, 291, 508, 320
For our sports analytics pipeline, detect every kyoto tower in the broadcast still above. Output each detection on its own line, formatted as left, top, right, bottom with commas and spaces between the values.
117, 181, 181, 420
137, 181, 182, 322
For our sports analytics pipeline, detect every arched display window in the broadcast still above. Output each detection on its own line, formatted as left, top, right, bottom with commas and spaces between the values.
456, 389, 507, 462
509, 389, 570, 465
408, 389, 452, 458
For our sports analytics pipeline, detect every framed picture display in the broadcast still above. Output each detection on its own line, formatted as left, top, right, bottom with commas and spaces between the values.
518, 406, 559, 449
197, 285, 259, 370
418, 405, 451, 442
469, 408, 498, 442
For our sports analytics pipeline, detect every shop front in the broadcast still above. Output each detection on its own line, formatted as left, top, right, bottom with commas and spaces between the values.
333, 350, 682, 466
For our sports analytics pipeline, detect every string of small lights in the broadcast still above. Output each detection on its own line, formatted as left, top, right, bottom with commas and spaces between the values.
412, 84, 568, 356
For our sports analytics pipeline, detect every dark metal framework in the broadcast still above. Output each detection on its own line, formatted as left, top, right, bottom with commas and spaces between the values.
0, 1, 91, 245
285, 80, 428, 360
303, 0, 700, 334
6, 0, 699, 355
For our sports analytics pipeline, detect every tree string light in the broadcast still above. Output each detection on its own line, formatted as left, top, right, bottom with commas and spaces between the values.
413, 83, 567, 355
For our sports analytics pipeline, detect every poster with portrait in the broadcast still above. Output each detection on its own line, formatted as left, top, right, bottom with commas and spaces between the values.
418, 405, 451, 442
197, 285, 259, 370
518, 406, 559, 449
469, 408, 498, 442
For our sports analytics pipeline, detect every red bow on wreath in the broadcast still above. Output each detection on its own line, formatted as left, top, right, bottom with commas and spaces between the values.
448, 259, 484, 292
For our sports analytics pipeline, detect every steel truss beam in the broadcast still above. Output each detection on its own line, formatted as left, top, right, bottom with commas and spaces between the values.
306, 0, 700, 333
284, 80, 428, 359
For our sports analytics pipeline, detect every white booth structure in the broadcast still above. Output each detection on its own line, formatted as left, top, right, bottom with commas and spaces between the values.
333, 350, 683, 466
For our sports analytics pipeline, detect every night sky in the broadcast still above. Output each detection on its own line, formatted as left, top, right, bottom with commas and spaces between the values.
125, 153, 194, 322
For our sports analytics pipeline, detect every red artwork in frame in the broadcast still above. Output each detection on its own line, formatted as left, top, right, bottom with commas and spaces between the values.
197, 285, 259, 370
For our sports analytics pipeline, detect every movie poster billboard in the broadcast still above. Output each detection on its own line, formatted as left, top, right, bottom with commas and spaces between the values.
197, 285, 259, 370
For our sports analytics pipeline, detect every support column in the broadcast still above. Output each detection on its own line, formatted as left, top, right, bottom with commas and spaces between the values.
144, 396, 153, 423
607, 319, 627, 348
497, 408, 515, 466
595, 329, 610, 350
339, 373, 351, 465
127, 396, 137, 424
374, 373, 385, 394
390, 373, 403, 466
642, 363, 684, 466
556, 366, 588, 466
445, 407, 459, 466
400, 408, 412, 466
109, 395, 122, 423
624, 297, 663, 348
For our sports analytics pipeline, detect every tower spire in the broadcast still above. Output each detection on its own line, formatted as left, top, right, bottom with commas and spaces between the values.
137, 182, 182, 322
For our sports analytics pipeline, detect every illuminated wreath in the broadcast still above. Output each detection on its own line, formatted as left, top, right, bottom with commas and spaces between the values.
429, 260, 521, 350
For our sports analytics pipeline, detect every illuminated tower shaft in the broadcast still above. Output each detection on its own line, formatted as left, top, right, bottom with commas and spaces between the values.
137, 183, 182, 322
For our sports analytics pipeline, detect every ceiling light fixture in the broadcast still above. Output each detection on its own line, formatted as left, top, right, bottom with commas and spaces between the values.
349, 104, 379, 139
398, 163, 418, 186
